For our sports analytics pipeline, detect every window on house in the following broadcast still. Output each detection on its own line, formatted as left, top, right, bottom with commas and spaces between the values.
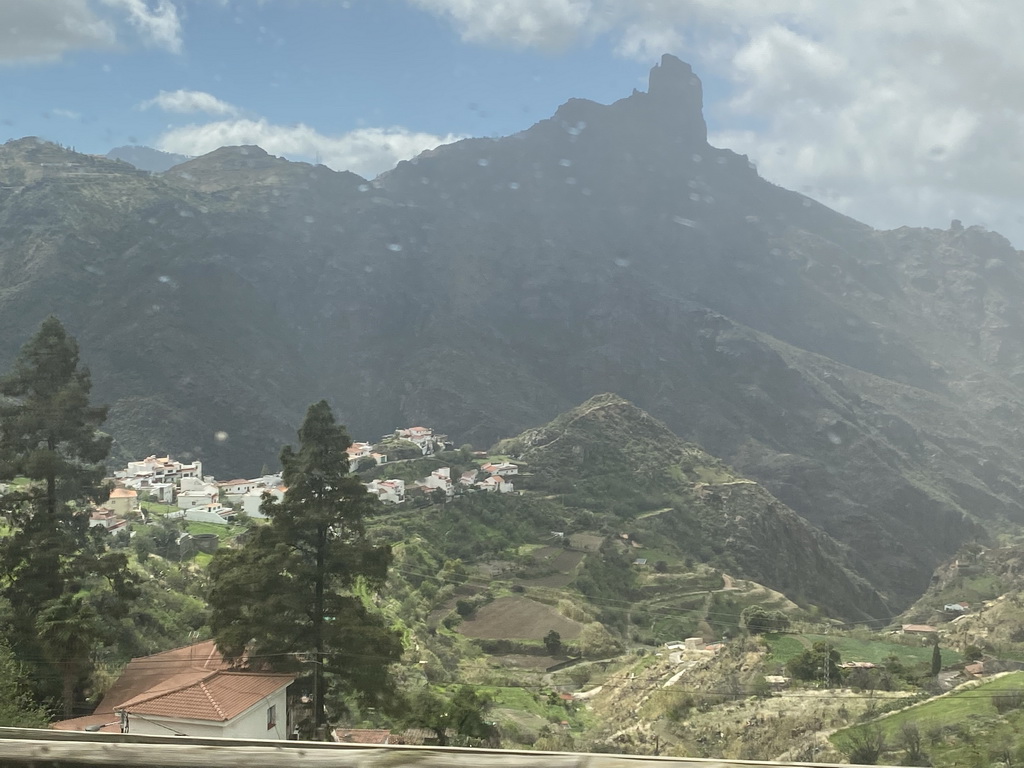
267, 704, 277, 730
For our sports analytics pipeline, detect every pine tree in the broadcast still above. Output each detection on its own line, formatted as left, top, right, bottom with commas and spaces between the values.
208, 401, 402, 738
0, 317, 136, 717
931, 641, 942, 676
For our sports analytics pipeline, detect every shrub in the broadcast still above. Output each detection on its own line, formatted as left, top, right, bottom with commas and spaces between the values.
993, 690, 1024, 714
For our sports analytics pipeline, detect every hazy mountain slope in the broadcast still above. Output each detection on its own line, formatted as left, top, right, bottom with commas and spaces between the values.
1, 57, 1024, 610
495, 393, 887, 619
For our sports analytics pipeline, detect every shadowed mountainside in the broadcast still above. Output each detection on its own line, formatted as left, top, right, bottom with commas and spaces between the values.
1, 55, 1022, 609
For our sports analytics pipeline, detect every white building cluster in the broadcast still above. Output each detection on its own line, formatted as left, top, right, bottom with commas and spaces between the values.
100, 455, 285, 529
96, 424, 512, 527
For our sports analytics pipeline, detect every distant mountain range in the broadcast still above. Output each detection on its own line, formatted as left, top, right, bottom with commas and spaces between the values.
106, 145, 190, 172
1, 54, 1022, 611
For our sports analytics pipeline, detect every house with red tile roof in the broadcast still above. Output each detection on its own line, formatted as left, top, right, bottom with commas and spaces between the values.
51, 640, 295, 740
116, 669, 295, 739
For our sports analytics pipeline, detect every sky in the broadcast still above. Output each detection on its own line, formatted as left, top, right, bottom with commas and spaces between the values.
3, 0, 1024, 247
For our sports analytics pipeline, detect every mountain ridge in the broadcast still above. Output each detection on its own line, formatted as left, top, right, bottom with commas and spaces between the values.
1, 55, 1022, 611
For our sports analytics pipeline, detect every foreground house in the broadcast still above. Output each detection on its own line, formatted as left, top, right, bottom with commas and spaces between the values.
116, 669, 294, 739
51, 641, 295, 739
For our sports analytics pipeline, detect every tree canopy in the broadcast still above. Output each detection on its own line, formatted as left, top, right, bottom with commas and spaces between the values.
0, 317, 136, 717
208, 400, 403, 737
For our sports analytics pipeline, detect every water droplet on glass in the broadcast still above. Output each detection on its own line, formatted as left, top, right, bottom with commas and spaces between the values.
826, 431, 842, 445
358, 184, 370, 192
364, 265, 374, 273
559, 158, 572, 167
687, 180, 699, 189
420, 177, 430, 185
673, 216, 697, 228
507, 182, 520, 190
565, 177, 576, 185
178, 209, 194, 218
387, 243, 403, 252
477, 158, 490, 167
614, 258, 631, 268
689, 192, 700, 202
158, 275, 171, 283
745, 215, 759, 223
691, 154, 703, 163
304, 215, 315, 224
214, 431, 229, 443
703, 195, 714, 204
581, 187, 592, 196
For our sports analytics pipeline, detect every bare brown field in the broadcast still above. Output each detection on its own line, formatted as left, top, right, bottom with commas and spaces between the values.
458, 596, 584, 641
519, 548, 585, 587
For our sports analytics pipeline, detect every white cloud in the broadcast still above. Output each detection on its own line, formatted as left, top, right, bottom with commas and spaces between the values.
408, 0, 1024, 245
155, 119, 465, 178
0, 0, 182, 62
100, 0, 182, 53
0, 0, 115, 63
141, 89, 238, 116
408, 0, 595, 50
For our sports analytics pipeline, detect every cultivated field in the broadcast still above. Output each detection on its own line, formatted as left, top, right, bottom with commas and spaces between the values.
458, 596, 585, 640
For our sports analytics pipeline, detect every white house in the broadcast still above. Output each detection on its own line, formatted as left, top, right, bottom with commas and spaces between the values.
366, 478, 405, 504
115, 669, 295, 739
120, 456, 203, 489
481, 462, 518, 477
242, 486, 286, 518
478, 475, 514, 493
144, 482, 174, 504
51, 641, 290, 738
395, 427, 436, 455
89, 509, 129, 533
177, 489, 219, 510
219, 479, 258, 500
346, 442, 373, 472
422, 467, 454, 497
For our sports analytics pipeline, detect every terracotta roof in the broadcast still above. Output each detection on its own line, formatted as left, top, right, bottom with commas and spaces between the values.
109, 488, 137, 498
93, 640, 230, 715
117, 671, 294, 722
334, 728, 393, 744
50, 714, 120, 732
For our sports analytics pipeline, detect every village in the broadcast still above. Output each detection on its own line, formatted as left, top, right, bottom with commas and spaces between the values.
90, 425, 518, 533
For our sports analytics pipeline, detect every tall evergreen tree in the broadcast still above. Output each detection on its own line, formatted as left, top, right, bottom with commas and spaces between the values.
931, 641, 942, 676
208, 401, 402, 737
0, 317, 136, 716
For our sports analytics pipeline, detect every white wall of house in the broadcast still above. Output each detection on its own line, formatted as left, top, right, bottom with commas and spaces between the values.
179, 477, 217, 494
123, 687, 289, 740
177, 490, 218, 509
242, 487, 284, 518
146, 483, 174, 503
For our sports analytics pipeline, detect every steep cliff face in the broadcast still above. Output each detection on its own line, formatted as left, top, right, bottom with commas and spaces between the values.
0, 56, 1022, 610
